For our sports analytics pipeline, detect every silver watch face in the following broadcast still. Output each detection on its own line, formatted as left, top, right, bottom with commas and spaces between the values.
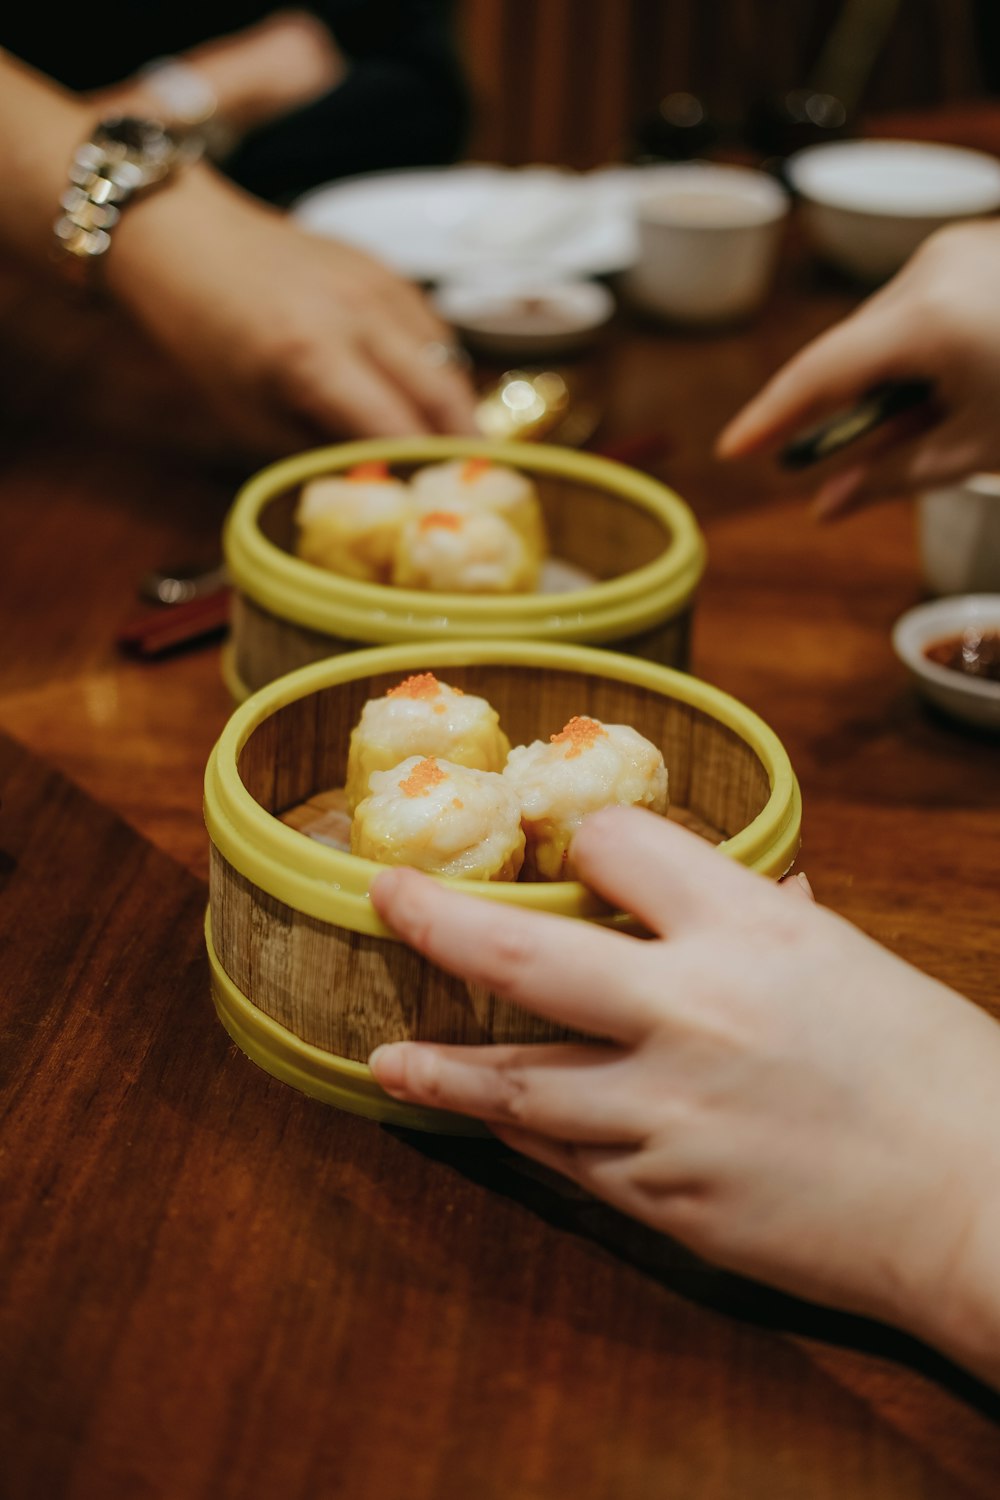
93, 116, 182, 178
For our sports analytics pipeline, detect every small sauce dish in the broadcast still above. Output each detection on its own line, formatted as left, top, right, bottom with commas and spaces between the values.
433, 278, 614, 358
892, 593, 1000, 732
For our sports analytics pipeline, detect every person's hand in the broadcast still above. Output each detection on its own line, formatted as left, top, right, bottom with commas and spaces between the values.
89, 10, 344, 140
717, 221, 1000, 517
103, 166, 479, 455
369, 808, 1000, 1386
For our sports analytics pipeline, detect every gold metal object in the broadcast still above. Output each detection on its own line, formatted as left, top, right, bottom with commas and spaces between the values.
474, 368, 601, 447
475, 369, 571, 441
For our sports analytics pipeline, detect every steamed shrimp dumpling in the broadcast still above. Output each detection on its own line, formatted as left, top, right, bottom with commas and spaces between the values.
352, 757, 525, 881
391, 508, 538, 593
345, 672, 510, 812
503, 716, 668, 880
410, 457, 547, 564
295, 461, 412, 582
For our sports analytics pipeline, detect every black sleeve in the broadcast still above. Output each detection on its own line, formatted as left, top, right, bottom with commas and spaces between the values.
974, 0, 1000, 94
223, 0, 471, 205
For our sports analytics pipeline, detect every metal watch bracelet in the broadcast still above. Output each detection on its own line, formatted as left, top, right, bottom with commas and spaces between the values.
53, 117, 201, 283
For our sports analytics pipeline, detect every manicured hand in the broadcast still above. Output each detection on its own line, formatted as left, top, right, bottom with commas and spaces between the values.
370, 807, 1000, 1385
104, 166, 478, 456
717, 222, 1000, 517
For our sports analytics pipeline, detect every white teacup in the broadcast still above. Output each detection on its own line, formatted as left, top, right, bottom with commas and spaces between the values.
622, 164, 789, 325
917, 474, 1000, 596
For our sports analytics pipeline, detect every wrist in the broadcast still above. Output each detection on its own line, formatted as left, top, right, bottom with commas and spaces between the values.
52, 116, 205, 291
923, 1161, 1000, 1388
878, 1042, 1000, 1390
100, 163, 273, 323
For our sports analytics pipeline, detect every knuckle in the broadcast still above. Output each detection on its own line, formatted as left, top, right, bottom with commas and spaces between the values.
403, 906, 440, 957
662, 1188, 719, 1251
263, 335, 327, 404
493, 1059, 532, 1123
417, 1068, 449, 1108
909, 282, 955, 327
482, 925, 538, 996
390, 881, 442, 956
407, 1052, 448, 1106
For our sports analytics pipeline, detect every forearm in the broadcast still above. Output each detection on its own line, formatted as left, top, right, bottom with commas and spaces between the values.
0, 52, 255, 311
0, 54, 96, 272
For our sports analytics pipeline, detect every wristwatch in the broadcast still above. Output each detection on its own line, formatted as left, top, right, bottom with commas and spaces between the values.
134, 57, 239, 162
53, 116, 202, 281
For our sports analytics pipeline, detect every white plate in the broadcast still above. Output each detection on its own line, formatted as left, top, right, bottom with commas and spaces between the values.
292, 164, 650, 282
891, 594, 1000, 732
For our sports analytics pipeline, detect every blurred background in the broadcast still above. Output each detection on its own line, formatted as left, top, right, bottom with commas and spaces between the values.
455, 0, 997, 168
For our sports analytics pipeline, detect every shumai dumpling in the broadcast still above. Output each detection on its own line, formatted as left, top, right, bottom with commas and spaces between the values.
294, 461, 412, 582
345, 672, 510, 812
409, 457, 547, 564
391, 507, 538, 593
352, 756, 525, 881
503, 716, 668, 881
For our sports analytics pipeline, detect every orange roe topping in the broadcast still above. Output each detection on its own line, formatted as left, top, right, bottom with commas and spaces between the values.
550, 716, 607, 759
452, 798, 464, 810
418, 510, 464, 532
347, 461, 391, 482
387, 672, 441, 700
461, 457, 492, 483
399, 758, 447, 797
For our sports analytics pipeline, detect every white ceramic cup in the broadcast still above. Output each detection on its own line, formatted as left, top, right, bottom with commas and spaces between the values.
916, 474, 1000, 596
622, 164, 789, 325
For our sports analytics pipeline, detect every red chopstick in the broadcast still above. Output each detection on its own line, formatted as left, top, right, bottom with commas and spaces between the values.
116, 587, 231, 659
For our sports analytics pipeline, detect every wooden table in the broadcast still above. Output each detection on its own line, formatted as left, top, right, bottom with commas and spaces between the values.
2, 237, 1000, 1500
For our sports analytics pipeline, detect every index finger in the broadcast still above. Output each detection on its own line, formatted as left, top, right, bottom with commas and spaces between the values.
570, 807, 777, 936
716, 297, 906, 460
370, 867, 661, 1044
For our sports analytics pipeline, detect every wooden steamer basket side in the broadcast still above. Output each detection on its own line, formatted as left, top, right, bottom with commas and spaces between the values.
221, 438, 707, 700
205, 641, 802, 1134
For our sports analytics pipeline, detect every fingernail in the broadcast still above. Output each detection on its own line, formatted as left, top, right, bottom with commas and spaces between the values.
369, 867, 408, 925
370, 868, 400, 899
716, 428, 742, 461
796, 871, 815, 900
368, 1042, 407, 1094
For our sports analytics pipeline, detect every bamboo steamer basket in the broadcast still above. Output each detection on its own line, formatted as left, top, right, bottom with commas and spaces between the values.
221, 437, 706, 699
205, 640, 801, 1134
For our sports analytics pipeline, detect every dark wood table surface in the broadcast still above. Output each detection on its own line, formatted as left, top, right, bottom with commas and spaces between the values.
2, 225, 1000, 1500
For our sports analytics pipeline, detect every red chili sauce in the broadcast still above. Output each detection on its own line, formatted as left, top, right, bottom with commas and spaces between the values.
923, 627, 1000, 683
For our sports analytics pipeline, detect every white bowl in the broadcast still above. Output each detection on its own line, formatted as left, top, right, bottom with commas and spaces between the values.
891, 594, 1000, 731
433, 277, 614, 357
787, 139, 1000, 282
